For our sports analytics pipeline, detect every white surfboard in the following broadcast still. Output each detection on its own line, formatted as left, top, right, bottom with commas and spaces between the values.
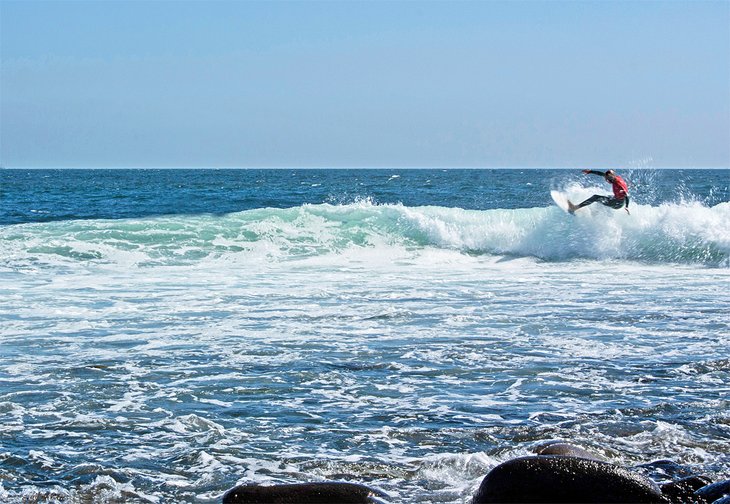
550, 190, 573, 213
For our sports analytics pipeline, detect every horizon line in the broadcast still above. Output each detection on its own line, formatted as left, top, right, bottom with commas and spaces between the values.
2, 165, 729, 170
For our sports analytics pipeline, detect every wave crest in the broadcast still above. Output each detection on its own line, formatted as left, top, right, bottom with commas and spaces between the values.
1, 201, 728, 267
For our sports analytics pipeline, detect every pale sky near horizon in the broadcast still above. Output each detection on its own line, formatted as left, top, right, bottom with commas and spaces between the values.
1, 0, 729, 168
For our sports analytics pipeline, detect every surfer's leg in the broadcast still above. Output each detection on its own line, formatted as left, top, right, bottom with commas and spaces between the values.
575, 195, 609, 209
602, 197, 625, 209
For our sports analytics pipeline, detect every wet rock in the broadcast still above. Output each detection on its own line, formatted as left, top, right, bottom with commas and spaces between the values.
534, 441, 606, 461
660, 475, 712, 503
695, 479, 730, 503
472, 456, 667, 503
222, 482, 389, 503
710, 496, 730, 504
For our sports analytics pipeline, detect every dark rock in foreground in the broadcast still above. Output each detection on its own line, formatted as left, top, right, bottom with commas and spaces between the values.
660, 475, 711, 503
534, 441, 606, 461
219, 450, 726, 504
222, 482, 389, 504
472, 455, 667, 503
695, 479, 730, 504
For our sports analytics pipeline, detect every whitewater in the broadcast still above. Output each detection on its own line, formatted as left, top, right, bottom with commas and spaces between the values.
3, 198, 729, 267
0, 169, 728, 502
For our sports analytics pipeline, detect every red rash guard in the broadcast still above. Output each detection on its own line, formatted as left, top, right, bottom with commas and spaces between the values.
611, 176, 628, 200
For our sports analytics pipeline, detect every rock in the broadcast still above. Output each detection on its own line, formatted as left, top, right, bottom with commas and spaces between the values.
660, 475, 712, 503
695, 479, 730, 503
534, 442, 606, 462
222, 482, 389, 504
472, 456, 667, 503
710, 496, 730, 504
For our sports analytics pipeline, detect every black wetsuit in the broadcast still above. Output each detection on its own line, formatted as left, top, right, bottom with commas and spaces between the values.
575, 194, 629, 210
576, 171, 630, 211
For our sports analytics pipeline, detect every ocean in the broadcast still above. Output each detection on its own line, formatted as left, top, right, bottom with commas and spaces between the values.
1, 168, 728, 503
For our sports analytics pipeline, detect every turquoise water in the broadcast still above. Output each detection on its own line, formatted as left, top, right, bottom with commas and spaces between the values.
1, 169, 728, 502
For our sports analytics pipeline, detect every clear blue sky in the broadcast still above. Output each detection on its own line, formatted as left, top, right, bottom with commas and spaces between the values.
1, 0, 728, 168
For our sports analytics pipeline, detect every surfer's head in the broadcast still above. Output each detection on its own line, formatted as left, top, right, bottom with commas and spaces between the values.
604, 170, 616, 182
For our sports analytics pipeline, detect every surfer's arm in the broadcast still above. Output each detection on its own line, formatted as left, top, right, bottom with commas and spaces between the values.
582, 169, 607, 177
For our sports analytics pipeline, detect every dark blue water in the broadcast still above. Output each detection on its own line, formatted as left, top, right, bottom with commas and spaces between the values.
1, 168, 727, 225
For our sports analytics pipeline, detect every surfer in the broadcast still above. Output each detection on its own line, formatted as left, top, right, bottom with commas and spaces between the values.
569, 169, 630, 215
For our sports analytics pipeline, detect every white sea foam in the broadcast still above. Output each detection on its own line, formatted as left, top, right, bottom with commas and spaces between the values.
1, 201, 727, 270
1, 200, 728, 503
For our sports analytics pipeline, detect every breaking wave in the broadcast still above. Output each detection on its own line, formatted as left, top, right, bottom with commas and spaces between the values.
1, 200, 728, 268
